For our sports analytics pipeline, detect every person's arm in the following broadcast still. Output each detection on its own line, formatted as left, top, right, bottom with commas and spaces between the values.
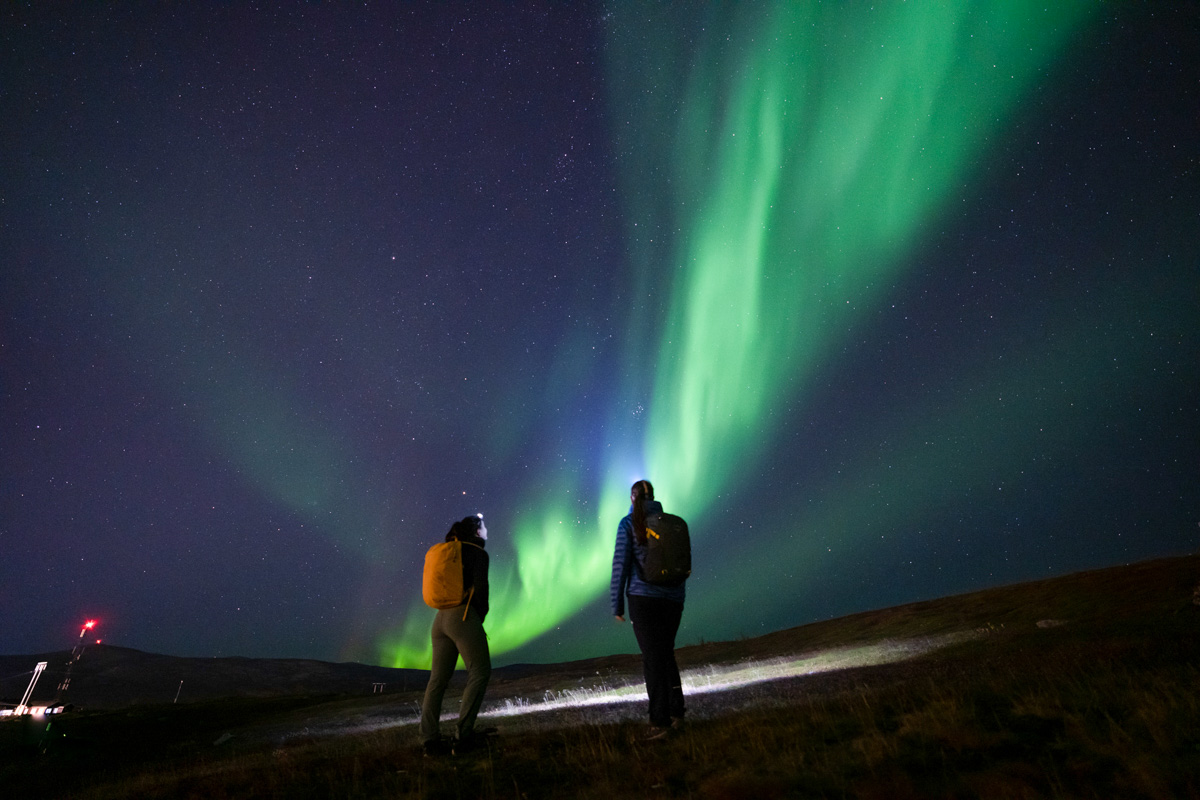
467, 545, 489, 622
477, 549, 489, 621
610, 518, 631, 621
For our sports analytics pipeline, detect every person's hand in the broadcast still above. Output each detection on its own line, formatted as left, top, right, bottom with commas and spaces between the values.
614, 615, 625, 623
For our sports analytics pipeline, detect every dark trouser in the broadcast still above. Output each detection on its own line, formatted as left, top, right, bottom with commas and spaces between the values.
628, 594, 685, 728
420, 606, 491, 743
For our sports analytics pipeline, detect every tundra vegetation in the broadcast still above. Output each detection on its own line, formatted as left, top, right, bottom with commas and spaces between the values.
3, 556, 1198, 799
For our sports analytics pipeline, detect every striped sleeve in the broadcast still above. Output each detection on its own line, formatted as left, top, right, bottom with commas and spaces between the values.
610, 515, 632, 616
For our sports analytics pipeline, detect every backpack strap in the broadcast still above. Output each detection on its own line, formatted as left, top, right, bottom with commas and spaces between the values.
462, 585, 475, 621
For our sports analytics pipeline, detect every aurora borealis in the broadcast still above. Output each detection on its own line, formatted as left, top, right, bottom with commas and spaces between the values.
3, 3, 1197, 668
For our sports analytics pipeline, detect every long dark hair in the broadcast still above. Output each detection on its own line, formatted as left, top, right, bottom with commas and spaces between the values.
631, 479, 654, 545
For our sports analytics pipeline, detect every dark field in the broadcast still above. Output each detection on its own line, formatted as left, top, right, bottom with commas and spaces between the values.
3, 555, 1199, 798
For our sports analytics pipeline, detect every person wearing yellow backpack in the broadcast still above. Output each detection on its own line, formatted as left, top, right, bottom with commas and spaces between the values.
419, 514, 492, 756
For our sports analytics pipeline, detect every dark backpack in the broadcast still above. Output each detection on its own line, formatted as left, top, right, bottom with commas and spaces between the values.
638, 512, 691, 586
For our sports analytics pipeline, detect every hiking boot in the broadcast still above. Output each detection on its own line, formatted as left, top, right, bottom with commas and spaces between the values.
642, 725, 672, 741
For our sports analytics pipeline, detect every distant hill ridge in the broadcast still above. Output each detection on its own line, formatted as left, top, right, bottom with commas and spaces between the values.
0, 646, 428, 709
4, 554, 1196, 709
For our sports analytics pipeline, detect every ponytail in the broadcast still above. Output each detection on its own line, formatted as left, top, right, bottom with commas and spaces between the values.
630, 479, 654, 545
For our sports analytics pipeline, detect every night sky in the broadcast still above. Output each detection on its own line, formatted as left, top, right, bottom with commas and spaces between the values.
3, 3, 1197, 668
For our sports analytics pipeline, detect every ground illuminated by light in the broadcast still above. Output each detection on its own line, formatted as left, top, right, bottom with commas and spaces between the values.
484, 632, 976, 722
299, 632, 977, 741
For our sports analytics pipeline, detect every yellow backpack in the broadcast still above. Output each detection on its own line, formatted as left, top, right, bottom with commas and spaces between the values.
422, 540, 483, 616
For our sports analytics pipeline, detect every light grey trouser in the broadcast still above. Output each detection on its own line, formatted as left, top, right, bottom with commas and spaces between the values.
419, 606, 491, 743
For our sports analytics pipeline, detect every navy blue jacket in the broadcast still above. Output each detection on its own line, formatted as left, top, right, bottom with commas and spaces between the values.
610, 499, 686, 616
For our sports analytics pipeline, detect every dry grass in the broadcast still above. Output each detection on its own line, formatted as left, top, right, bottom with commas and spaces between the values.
4, 556, 1199, 798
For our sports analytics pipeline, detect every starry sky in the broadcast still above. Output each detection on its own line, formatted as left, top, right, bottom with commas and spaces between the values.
2, 2, 1197, 668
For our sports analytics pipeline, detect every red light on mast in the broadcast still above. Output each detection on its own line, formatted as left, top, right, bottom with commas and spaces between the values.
84, 620, 97, 630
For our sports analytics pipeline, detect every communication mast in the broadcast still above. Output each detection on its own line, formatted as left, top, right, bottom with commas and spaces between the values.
14, 662, 48, 716
56, 620, 97, 699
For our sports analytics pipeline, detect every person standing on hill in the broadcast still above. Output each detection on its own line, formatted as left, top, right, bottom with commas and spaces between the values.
420, 514, 492, 756
611, 479, 687, 739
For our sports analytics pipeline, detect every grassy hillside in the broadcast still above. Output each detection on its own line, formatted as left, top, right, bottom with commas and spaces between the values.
3, 555, 1198, 798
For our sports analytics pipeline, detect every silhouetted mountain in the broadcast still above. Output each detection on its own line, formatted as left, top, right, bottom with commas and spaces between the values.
0, 645, 425, 709
4, 555, 1196, 711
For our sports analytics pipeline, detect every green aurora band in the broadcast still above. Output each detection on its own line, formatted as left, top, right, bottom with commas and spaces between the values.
380, 1, 1096, 667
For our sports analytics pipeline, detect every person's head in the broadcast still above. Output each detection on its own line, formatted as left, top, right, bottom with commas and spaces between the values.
630, 480, 654, 544
448, 513, 487, 544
